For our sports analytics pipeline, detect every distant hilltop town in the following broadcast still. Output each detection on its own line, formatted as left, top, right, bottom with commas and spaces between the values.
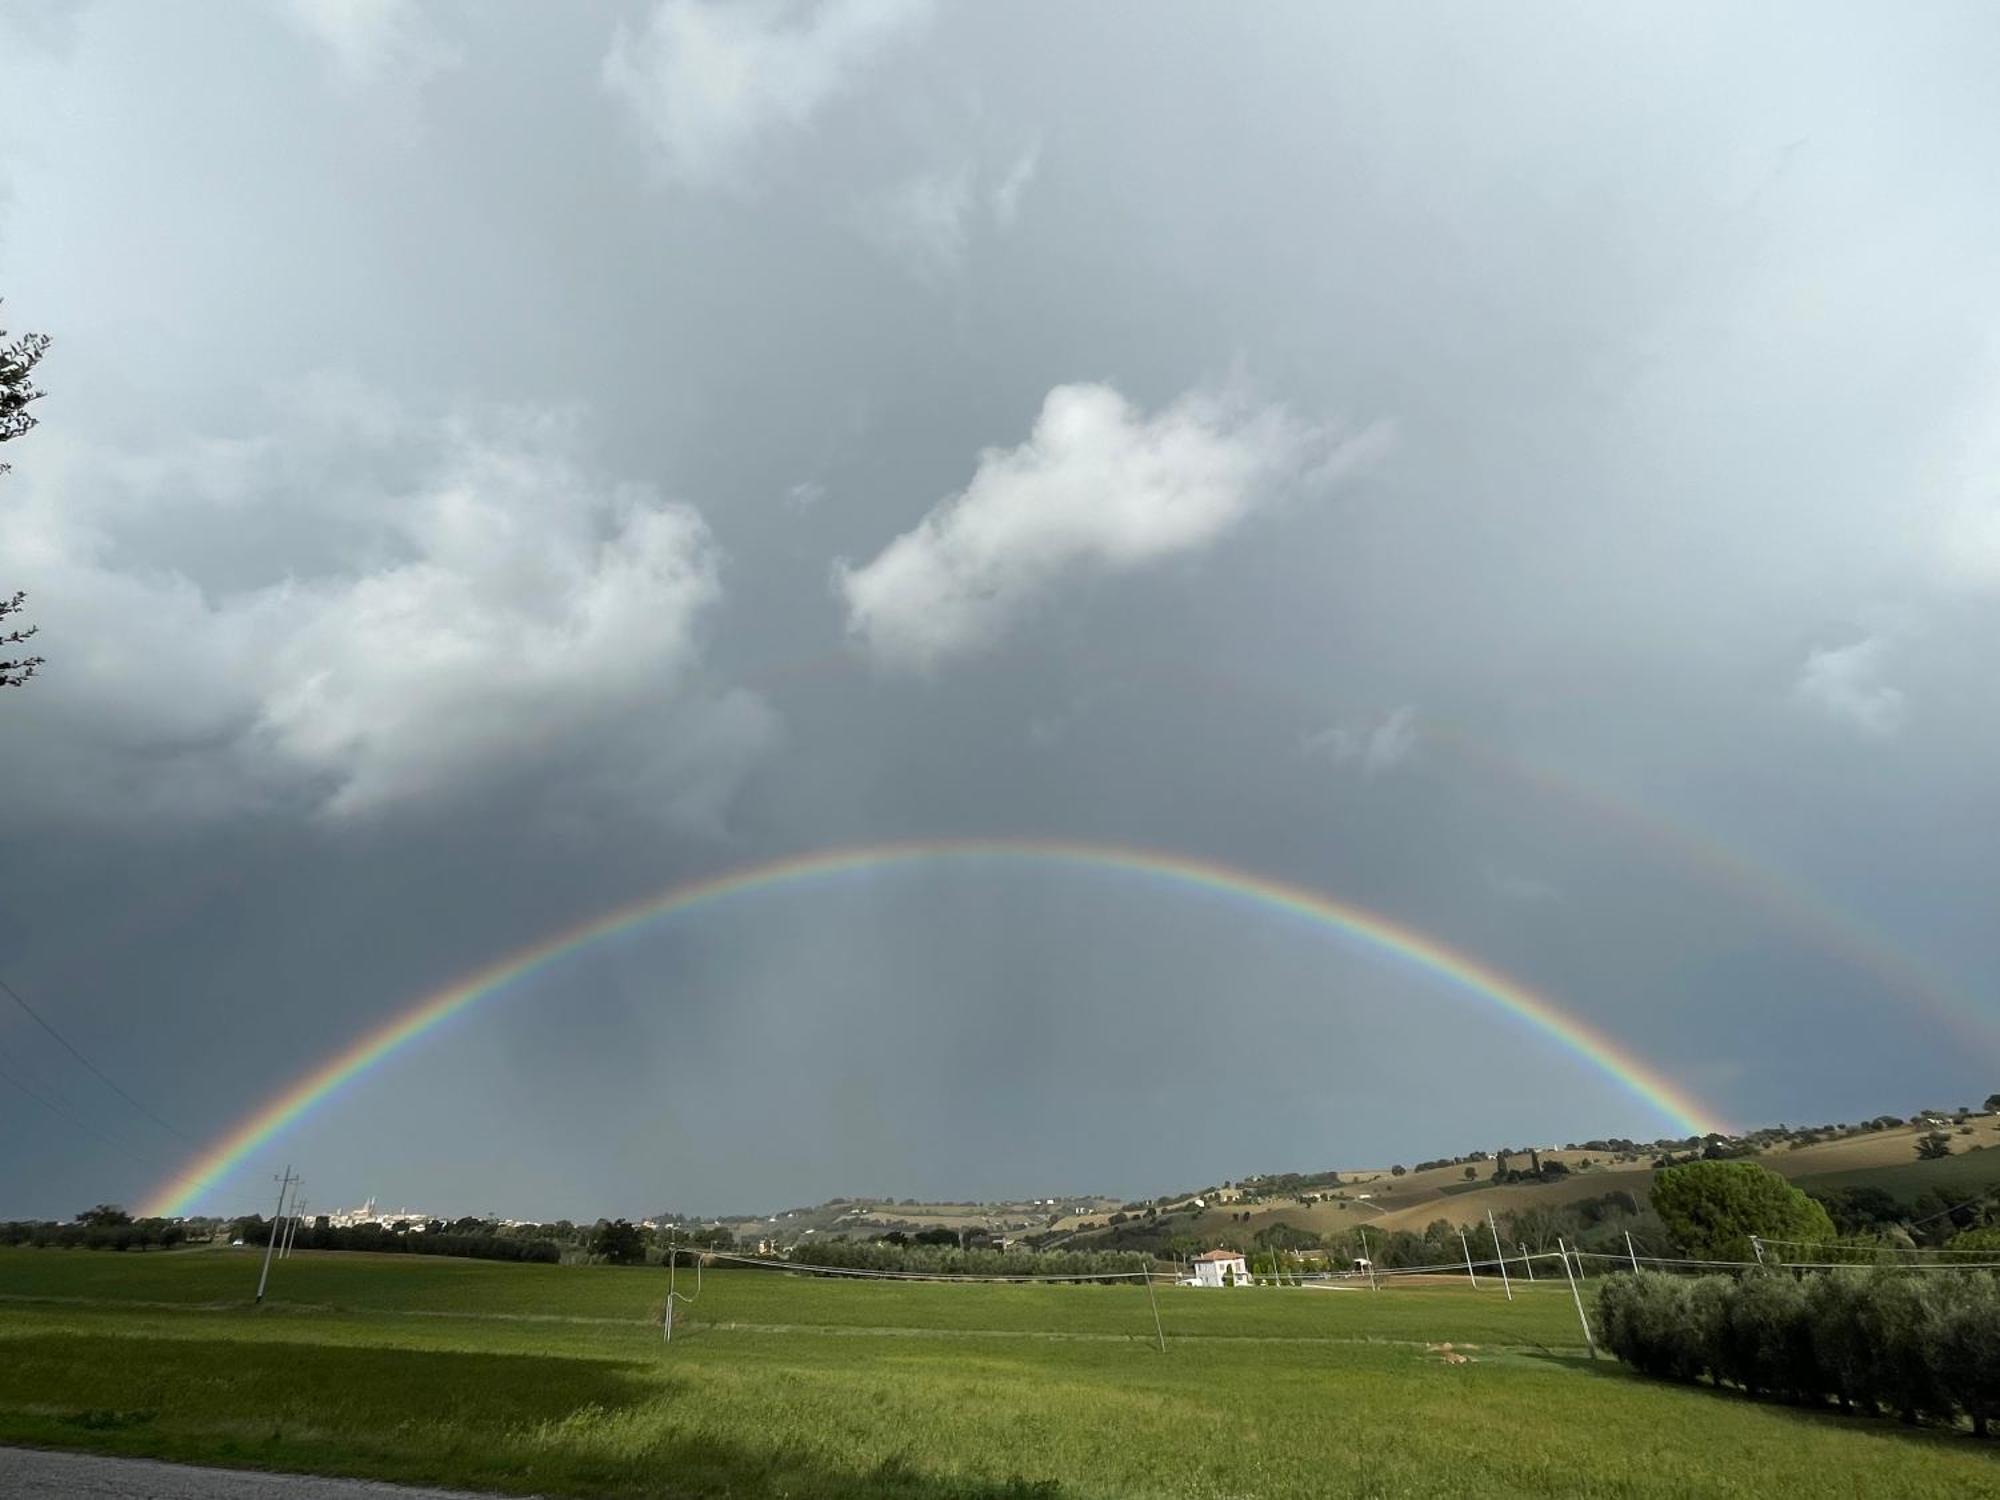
325, 1197, 558, 1233
326, 1198, 435, 1230
323, 1197, 684, 1234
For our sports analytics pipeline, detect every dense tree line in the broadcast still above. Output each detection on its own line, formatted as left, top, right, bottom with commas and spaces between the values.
787, 1238, 1151, 1279
1179, 1191, 1661, 1271
1598, 1269, 2000, 1435
1, 1217, 189, 1251
233, 1218, 560, 1264
1411, 1151, 1490, 1174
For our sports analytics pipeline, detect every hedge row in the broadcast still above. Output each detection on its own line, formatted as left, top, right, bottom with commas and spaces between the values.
786, 1240, 1151, 1280
0, 1220, 191, 1251
1597, 1269, 2000, 1434
264, 1224, 562, 1263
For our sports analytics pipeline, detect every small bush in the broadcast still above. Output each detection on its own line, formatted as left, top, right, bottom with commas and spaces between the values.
1935, 1273, 2000, 1437
1806, 1272, 1873, 1413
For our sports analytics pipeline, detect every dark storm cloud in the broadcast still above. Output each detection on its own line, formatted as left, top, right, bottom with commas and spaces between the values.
3, 1, 1998, 1219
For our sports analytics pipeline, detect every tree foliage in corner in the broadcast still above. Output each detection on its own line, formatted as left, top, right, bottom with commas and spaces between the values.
1650, 1159, 1835, 1263
1, 306, 51, 689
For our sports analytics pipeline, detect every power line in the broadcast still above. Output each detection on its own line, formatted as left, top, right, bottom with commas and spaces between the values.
0, 1056, 171, 1180
0, 1045, 240, 1210
0, 972, 197, 1144
0, 1050, 162, 1166
1904, 1181, 2000, 1230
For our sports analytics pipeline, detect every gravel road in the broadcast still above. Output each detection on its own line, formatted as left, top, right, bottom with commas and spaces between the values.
0, 1446, 531, 1498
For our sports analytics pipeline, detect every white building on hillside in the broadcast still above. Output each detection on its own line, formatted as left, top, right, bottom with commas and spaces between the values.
1189, 1249, 1250, 1287
327, 1198, 434, 1230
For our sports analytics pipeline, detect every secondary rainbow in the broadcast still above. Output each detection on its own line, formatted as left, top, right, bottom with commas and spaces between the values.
142, 839, 1725, 1216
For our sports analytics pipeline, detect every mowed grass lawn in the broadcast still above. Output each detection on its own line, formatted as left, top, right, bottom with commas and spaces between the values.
0, 1249, 1992, 1498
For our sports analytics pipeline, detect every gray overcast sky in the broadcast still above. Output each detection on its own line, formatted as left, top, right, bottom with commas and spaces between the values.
3, 1, 1998, 1221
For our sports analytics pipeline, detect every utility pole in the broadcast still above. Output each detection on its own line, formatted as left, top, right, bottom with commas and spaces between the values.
1625, 1229, 1640, 1274
255, 1166, 295, 1305
1458, 1229, 1479, 1288
1358, 1226, 1378, 1291
664, 1233, 677, 1343
282, 1194, 305, 1259
1558, 1237, 1595, 1359
1520, 1241, 1534, 1281
1143, 1266, 1165, 1353
1486, 1210, 1512, 1301
1751, 1235, 1765, 1267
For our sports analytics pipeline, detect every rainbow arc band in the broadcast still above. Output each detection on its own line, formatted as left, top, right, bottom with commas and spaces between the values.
141, 839, 1724, 1217
748, 655, 1993, 1064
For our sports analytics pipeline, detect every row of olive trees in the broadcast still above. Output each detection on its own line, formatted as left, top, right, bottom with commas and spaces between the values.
787, 1237, 1150, 1280
1598, 1269, 2000, 1435
234, 1217, 561, 1264
0, 1217, 190, 1251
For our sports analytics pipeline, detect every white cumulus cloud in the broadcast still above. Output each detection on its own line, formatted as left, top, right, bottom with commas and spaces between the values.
603, 0, 933, 189
1793, 635, 1906, 737
836, 383, 1386, 670
4, 388, 776, 823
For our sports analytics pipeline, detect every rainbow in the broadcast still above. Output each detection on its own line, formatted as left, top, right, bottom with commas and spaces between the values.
796, 648, 1997, 1063
141, 839, 1725, 1216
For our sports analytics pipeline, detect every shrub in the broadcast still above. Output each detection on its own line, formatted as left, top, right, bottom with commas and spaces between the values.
1683, 1275, 1735, 1387
1723, 1272, 1816, 1401
1860, 1273, 1950, 1425
1806, 1271, 1875, 1413
1935, 1273, 2000, 1437
1599, 1273, 1698, 1381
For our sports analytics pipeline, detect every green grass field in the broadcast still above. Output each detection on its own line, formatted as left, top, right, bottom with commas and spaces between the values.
0, 1248, 1992, 1498
1790, 1148, 2000, 1204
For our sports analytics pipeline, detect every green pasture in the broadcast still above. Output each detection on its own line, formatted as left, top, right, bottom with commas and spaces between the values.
1791, 1149, 2000, 1205
0, 1248, 1992, 1498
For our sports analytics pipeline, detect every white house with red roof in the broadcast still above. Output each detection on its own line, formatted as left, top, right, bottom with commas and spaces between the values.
1188, 1248, 1251, 1287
